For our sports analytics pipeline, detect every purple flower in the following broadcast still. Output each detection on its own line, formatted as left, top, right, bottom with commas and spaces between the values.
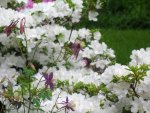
25, 0, 34, 9
43, 0, 54, 3
20, 17, 26, 34
4, 19, 19, 37
42, 72, 54, 90
16, 0, 34, 11
58, 96, 75, 112
71, 41, 82, 59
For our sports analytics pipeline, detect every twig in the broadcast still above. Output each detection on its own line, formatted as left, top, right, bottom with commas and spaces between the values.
31, 40, 42, 61
50, 91, 61, 113
23, 32, 29, 65
68, 25, 74, 41
28, 73, 31, 113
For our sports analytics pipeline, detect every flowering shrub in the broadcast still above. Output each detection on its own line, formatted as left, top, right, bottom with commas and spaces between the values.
0, 0, 150, 113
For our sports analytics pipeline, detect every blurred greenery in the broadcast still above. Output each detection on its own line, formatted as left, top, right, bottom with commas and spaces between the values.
97, 0, 150, 64
99, 0, 150, 29
78, 0, 150, 28
100, 29, 150, 64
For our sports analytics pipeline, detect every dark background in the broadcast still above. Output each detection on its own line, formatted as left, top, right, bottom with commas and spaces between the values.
84, 0, 150, 29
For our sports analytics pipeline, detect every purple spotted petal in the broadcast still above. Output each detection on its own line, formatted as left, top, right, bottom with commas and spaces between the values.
43, 0, 53, 3
25, 0, 34, 9
42, 72, 54, 90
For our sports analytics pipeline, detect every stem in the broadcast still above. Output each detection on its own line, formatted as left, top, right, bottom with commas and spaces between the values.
131, 86, 139, 98
0, 105, 3, 113
28, 74, 31, 113
68, 25, 73, 41
14, 36, 24, 58
54, 47, 63, 63
130, 74, 140, 98
21, 86, 26, 113
35, 75, 43, 91
23, 30, 32, 113
0, 98, 6, 113
82, 2, 90, 18
31, 41, 42, 61
65, 108, 67, 113
50, 91, 61, 113
133, 73, 140, 98
23, 32, 29, 65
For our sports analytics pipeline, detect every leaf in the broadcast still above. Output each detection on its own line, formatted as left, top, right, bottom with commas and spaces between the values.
111, 75, 120, 83
38, 89, 52, 100
66, 0, 75, 8
23, 67, 36, 77
73, 82, 85, 92
0, 26, 5, 33
7, 81, 14, 97
99, 83, 109, 94
32, 98, 40, 108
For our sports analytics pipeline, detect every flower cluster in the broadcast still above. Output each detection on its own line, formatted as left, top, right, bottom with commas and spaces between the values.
0, 0, 150, 113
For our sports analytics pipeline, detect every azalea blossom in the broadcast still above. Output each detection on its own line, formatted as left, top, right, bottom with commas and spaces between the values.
1, 1, 150, 113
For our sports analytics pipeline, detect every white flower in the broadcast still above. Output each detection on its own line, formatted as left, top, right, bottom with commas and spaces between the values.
130, 48, 150, 66
88, 11, 99, 21
96, 0, 102, 9
0, 65, 19, 88
100, 64, 130, 85
81, 47, 94, 58
78, 28, 91, 40
2, 54, 25, 67
92, 59, 109, 69
131, 98, 150, 113
93, 31, 101, 40
89, 40, 107, 55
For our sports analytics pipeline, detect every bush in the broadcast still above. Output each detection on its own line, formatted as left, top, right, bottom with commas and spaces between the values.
80, 0, 150, 29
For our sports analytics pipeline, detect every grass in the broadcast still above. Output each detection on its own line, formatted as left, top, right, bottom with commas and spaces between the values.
100, 29, 150, 65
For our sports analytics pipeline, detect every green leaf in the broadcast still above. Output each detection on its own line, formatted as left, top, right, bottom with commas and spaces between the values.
106, 93, 118, 102
73, 82, 85, 92
63, 61, 73, 69
17, 67, 36, 90
74, 82, 100, 96
23, 67, 36, 77
111, 75, 120, 83
7, 81, 14, 97
56, 80, 69, 88
32, 98, 40, 108
38, 89, 52, 100
66, 0, 75, 8
99, 83, 109, 94
99, 100, 105, 108
0, 26, 4, 33
85, 83, 99, 96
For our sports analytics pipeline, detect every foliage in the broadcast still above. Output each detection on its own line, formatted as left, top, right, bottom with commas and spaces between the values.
78, 0, 150, 29
0, 0, 150, 113
101, 29, 150, 64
